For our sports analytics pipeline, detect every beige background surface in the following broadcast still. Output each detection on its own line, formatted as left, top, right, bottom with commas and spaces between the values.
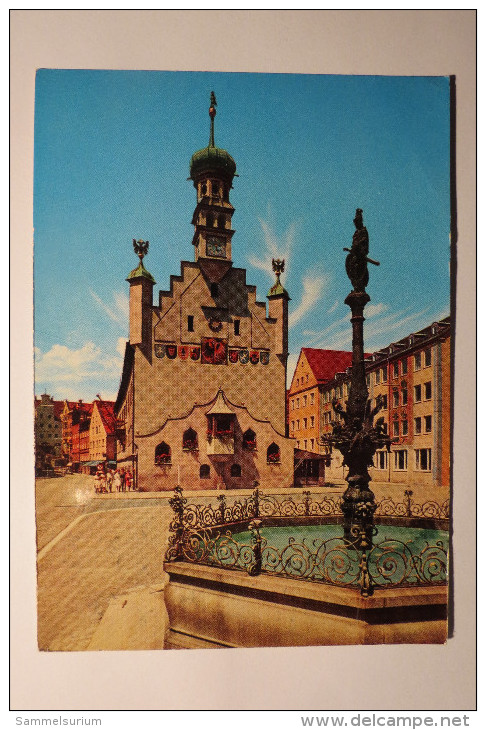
10, 9, 476, 711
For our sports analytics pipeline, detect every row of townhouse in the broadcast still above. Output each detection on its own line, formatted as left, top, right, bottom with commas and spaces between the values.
288, 316, 450, 488
58, 398, 117, 472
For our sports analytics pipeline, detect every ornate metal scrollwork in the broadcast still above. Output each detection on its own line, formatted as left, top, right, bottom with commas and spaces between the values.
164, 486, 448, 596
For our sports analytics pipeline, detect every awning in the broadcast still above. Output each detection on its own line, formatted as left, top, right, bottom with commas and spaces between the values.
294, 449, 326, 460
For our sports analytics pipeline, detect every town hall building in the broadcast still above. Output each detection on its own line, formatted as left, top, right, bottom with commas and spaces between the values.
115, 94, 295, 491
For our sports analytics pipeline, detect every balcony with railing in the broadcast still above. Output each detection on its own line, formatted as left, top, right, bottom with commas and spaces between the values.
205, 390, 236, 458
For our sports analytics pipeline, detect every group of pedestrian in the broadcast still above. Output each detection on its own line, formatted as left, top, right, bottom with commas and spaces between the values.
93, 464, 135, 493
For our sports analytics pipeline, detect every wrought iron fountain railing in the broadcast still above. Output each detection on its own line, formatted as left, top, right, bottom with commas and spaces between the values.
164, 486, 449, 596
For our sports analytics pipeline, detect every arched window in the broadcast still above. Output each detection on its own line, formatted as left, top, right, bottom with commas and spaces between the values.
211, 180, 220, 197
182, 428, 198, 451
206, 212, 214, 228
242, 429, 256, 451
155, 441, 171, 465
218, 215, 225, 229
200, 182, 207, 197
267, 443, 281, 464
200, 464, 210, 479
230, 464, 241, 477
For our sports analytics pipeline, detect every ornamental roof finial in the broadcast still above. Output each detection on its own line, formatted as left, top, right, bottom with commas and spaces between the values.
272, 258, 285, 282
127, 239, 156, 284
133, 238, 149, 263
209, 91, 217, 148
267, 258, 290, 299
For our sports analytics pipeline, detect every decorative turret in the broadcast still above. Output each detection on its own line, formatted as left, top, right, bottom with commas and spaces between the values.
267, 258, 290, 360
127, 239, 155, 352
189, 93, 236, 282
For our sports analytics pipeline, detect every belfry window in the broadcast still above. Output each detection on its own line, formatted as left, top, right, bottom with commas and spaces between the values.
155, 441, 171, 465
267, 443, 281, 464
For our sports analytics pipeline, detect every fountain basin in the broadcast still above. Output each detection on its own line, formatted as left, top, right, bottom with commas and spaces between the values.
163, 560, 448, 649
163, 519, 448, 649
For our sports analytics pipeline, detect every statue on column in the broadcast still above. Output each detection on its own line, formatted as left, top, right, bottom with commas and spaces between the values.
343, 209, 380, 293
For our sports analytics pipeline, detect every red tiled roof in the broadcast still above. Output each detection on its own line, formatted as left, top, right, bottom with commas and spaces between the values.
78, 403, 93, 415
301, 349, 354, 383
95, 401, 116, 434
52, 401, 64, 419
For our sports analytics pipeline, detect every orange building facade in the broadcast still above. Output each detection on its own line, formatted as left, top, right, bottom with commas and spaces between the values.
289, 317, 451, 489
89, 400, 117, 464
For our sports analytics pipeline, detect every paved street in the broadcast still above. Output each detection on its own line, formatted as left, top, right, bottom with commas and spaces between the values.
35, 474, 449, 651
36, 475, 173, 651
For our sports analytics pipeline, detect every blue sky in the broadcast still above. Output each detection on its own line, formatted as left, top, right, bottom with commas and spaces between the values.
34, 70, 451, 401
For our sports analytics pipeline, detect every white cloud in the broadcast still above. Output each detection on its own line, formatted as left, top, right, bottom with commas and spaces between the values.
365, 302, 388, 318
286, 352, 299, 388
35, 341, 124, 401
289, 272, 328, 329
307, 306, 433, 352
116, 337, 128, 357
328, 300, 339, 315
250, 216, 328, 329
89, 289, 129, 328
248, 218, 297, 282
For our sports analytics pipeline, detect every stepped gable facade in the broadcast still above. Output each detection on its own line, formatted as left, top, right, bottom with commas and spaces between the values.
115, 94, 294, 491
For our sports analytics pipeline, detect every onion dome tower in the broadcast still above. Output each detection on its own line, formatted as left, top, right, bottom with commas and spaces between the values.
189, 92, 237, 283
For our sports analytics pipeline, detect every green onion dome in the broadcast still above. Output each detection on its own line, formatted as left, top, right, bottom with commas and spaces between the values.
189, 91, 236, 184
190, 145, 236, 183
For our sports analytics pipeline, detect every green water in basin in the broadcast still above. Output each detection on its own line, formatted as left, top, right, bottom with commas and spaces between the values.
231, 524, 448, 552
210, 523, 448, 586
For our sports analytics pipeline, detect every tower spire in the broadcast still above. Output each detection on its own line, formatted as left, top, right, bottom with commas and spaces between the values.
209, 91, 217, 148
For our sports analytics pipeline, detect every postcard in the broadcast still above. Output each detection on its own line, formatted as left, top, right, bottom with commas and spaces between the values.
33, 69, 452, 651
11, 9, 476, 713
